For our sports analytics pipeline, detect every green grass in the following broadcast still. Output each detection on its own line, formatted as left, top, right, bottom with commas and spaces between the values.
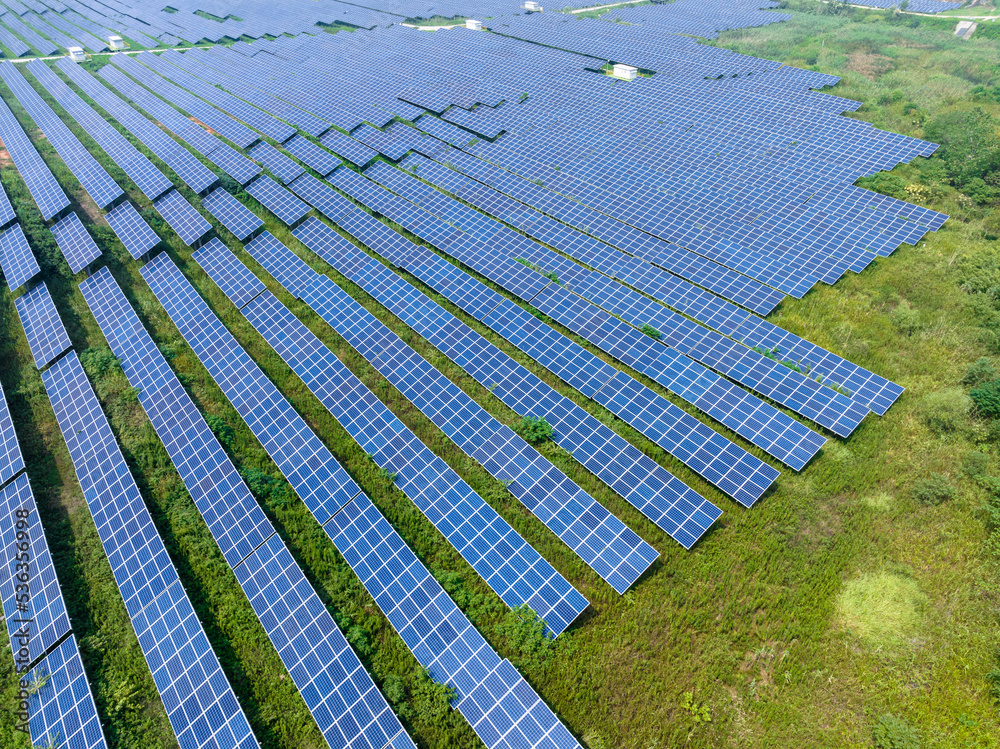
0, 5, 999, 748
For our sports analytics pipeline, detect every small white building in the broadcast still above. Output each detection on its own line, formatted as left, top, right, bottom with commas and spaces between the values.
523, 1, 542, 11
612, 63, 638, 81
67, 46, 87, 62
466, 19, 483, 30
108, 35, 126, 50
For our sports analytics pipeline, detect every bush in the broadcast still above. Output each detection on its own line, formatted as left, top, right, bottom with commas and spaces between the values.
857, 173, 908, 200
872, 714, 920, 749
963, 357, 997, 387
890, 301, 922, 336
963, 450, 991, 479
970, 380, 1000, 418
919, 388, 971, 435
911, 474, 955, 506
516, 415, 553, 445
641, 323, 661, 339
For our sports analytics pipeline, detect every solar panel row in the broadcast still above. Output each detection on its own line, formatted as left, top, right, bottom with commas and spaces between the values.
79, 266, 415, 749
247, 141, 305, 185
276, 181, 721, 549
0, 223, 40, 292
14, 282, 71, 370
140, 251, 584, 749
202, 188, 263, 241
41, 351, 258, 749
0, 91, 68, 220
50, 212, 102, 275
104, 201, 162, 259
0, 62, 122, 210
196, 237, 658, 595
27, 59, 173, 203
154, 189, 212, 247
328, 165, 778, 507
245, 175, 310, 227
0, 383, 24, 487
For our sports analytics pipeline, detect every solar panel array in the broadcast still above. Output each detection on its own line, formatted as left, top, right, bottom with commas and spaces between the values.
104, 200, 162, 259
245, 175, 310, 227
0, 223, 39, 292
0, 384, 24, 487
273, 184, 722, 549
0, 90, 69, 221
27, 58, 173, 202
247, 141, 305, 185
50, 212, 102, 274
42, 351, 258, 749
0, 61, 123, 210
328, 165, 779, 507
14, 282, 72, 369
140, 251, 585, 749
154, 189, 212, 246
196, 237, 658, 595
202, 188, 264, 241
79, 266, 415, 749
55, 57, 218, 195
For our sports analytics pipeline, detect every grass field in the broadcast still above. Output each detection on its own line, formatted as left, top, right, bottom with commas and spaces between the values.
0, 3, 999, 748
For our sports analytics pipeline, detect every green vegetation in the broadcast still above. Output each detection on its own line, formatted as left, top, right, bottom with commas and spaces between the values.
514, 415, 554, 445
1, 4, 1000, 748
751, 343, 852, 396
640, 322, 661, 339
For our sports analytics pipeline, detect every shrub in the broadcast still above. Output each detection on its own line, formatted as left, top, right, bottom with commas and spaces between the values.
516, 415, 553, 445
890, 301, 922, 336
970, 380, 1000, 418
872, 714, 920, 749
963, 358, 997, 387
911, 474, 955, 506
963, 450, 991, 479
857, 173, 908, 200
918, 388, 971, 435
205, 414, 235, 449
641, 323, 661, 339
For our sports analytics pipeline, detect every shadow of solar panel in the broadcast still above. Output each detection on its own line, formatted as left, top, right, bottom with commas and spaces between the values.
0, 474, 72, 662
105, 201, 161, 260
0, 224, 40, 292
14, 282, 71, 370
23, 637, 107, 749
154, 189, 212, 246
246, 175, 310, 227
40, 352, 257, 749
50, 213, 102, 274
202, 189, 263, 241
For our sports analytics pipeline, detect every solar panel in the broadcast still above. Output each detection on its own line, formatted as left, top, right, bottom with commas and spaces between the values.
202, 188, 264, 241
248, 141, 305, 185
0, 473, 72, 663
40, 352, 258, 749
239, 229, 658, 594
79, 267, 416, 749
284, 135, 342, 176
22, 636, 107, 749
0, 96, 69, 221
0, 180, 16, 229
14, 282, 72, 370
319, 128, 378, 167
192, 238, 265, 308
105, 201, 161, 260
50, 213, 102, 274
245, 175, 310, 227
154, 189, 212, 246
0, 223, 40, 292
0, 384, 24, 487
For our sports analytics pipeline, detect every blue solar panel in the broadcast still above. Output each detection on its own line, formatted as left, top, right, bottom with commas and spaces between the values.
0, 473, 72, 663
41, 352, 258, 749
0, 61, 122, 210
287, 192, 721, 549
22, 636, 107, 749
0, 96, 69, 221
284, 135, 341, 176
0, 224, 40, 292
193, 238, 265, 308
0, 180, 15, 229
139, 251, 584, 749
105, 201, 161, 260
247, 142, 305, 185
202, 188, 263, 241
0, 384, 24, 487
50, 213, 102, 274
79, 267, 416, 749
15, 282, 72, 370
245, 175, 310, 227
319, 128, 378, 167
242, 227, 658, 594
154, 190, 212, 246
